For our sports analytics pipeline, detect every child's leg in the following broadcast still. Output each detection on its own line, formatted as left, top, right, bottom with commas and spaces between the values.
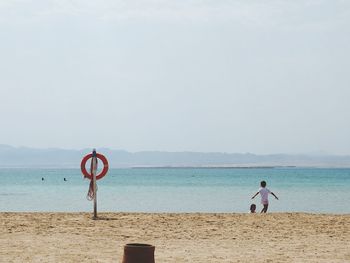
261, 204, 268, 213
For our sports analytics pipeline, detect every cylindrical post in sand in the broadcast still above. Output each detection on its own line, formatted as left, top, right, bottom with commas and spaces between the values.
122, 243, 155, 263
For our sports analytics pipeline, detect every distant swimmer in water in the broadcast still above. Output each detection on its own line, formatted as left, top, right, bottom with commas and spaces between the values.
42, 177, 44, 181
64, 178, 67, 181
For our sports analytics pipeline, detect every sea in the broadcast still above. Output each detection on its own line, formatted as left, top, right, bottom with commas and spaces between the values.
1, 167, 349, 213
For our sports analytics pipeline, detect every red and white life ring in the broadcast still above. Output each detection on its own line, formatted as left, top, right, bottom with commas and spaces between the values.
80, 153, 109, 180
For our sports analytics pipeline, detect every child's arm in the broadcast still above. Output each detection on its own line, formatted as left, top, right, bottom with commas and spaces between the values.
251, 192, 259, 199
271, 192, 279, 200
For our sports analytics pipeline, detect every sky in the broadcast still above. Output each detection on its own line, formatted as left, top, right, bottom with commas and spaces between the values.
0, 0, 349, 154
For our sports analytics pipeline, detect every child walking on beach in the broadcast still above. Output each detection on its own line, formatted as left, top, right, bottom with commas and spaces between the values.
251, 181, 278, 213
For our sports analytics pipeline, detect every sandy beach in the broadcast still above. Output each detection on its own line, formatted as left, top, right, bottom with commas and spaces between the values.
1, 212, 349, 262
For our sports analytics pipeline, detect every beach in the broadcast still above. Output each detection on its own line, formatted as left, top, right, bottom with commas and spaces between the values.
1, 213, 349, 262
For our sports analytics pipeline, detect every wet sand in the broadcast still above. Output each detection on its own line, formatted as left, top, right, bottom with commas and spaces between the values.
1, 212, 349, 262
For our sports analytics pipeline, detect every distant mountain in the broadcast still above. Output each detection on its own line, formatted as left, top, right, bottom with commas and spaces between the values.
0, 144, 350, 168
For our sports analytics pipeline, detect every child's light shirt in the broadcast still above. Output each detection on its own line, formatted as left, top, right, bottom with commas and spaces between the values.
259, 187, 271, 204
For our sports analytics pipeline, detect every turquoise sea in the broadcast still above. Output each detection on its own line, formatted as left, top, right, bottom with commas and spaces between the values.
1, 168, 349, 213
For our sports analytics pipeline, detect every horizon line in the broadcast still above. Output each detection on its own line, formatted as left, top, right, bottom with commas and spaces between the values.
0, 144, 349, 157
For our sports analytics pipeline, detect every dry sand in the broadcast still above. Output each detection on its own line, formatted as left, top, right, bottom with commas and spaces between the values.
1, 212, 349, 262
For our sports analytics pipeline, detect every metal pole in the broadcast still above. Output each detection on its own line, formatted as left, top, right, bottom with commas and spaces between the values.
92, 149, 98, 219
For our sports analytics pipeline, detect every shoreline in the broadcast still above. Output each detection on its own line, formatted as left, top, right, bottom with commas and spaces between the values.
1, 211, 350, 215
1, 212, 349, 262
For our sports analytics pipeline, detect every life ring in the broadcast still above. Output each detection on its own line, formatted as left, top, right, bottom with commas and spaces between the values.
80, 153, 109, 180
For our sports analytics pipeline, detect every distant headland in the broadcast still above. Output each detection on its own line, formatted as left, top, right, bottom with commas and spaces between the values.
0, 144, 350, 168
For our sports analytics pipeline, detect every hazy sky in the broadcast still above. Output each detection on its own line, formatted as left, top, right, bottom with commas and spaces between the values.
0, 0, 349, 154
